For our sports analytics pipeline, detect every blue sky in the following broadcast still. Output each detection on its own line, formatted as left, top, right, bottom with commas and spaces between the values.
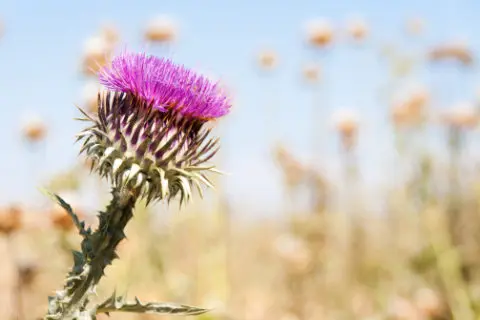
0, 0, 480, 215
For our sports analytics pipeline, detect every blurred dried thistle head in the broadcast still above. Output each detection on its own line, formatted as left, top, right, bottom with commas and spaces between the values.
78, 51, 231, 204
144, 15, 177, 43
346, 17, 368, 42
305, 19, 334, 48
390, 87, 430, 127
428, 41, 473, 66
21, 114, 47, 144
257, 49, 278, 70
332, 109, 359, 150
441, 103, 479, 129
81, 36, 113, 76
0, 205, 23, 235
302, 63, 321, 84
391, 103, 411, 127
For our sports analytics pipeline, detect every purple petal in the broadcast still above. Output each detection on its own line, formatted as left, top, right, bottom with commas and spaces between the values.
98, 51, 231, 119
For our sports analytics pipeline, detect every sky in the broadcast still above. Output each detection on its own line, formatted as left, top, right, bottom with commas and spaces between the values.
1, 0, 480, 216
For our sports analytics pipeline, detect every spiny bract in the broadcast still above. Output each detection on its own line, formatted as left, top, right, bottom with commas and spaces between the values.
78, 92, 219, 205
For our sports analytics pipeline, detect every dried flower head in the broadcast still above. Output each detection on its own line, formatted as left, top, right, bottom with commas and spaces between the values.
302, 63, 321, 83
409, 88, 430, 113
305, 19, 334, 48
332, 110, 359, 150
346, 17, 368, 42
429, 41, 473, 66
78, 51, 231, 204
257, 49, 278, 70
391, 87, 429, 127
81, 36, 113, 76
441, 103, 479, 129
0, 205, 23, 235
391, 103, 410, 127
144, 15, 177, 43
21, 114, 47, 144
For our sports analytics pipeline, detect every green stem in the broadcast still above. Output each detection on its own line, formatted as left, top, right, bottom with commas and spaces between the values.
45, 188, 136, 319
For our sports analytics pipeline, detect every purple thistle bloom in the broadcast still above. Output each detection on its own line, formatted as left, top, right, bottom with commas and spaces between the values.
98, 51, 231, 120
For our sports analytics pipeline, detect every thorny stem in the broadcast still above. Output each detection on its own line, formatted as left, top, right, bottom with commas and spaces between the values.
45, 188, 136, 319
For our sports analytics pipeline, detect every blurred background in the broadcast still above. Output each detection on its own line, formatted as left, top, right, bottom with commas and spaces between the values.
2, 0, 480, 319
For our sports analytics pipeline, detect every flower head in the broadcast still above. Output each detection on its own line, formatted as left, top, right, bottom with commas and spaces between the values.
304, 19, 334, 48
332, 109, 359, 150
78, 51, 230, 204
441, 102, 479, 129
346, 17, 368, 42
99, 52, 230, 119
21, 113, 47, 144
257, 49, 278, 70
144, 15, 177, 43
0, 205, 22, 235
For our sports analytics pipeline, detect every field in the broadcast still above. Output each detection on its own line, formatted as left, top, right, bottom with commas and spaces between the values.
1, 2, 480, 319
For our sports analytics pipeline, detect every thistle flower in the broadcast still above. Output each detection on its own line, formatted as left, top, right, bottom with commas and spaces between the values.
47, 51, 223, 319
441, 103, 479, 129
390, 88, 429, 127
0, 205, 23, 235
21, 114, 47, 144
78, 51, 231, 204
428, 41, 473, 66
302, 63, 321, 84
144, 15, 177, 43
304, 19, 334, 48
257, 49, 278, 70
391, 103, 410, 127
332, 109, 359, 150
346, 17, 368, 42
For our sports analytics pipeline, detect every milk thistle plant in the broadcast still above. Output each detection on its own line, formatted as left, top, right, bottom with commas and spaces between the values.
44, 51, 231, 319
